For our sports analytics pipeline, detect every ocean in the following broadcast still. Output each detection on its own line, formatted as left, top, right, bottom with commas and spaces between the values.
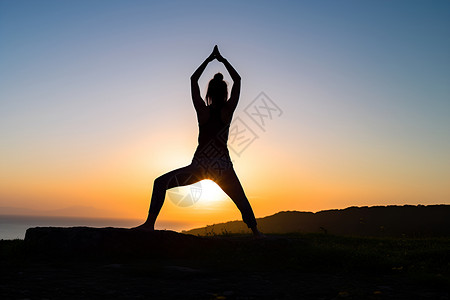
0, 215, 193, 240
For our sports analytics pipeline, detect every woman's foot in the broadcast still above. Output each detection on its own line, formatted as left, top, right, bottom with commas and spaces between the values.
131, 222, 155, 231
251, 226, 266, 239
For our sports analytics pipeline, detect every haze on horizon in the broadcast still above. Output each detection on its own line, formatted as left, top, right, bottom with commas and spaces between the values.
1, 1, 449, 228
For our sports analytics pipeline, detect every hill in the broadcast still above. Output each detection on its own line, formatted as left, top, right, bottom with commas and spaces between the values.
185, 205, 450, 237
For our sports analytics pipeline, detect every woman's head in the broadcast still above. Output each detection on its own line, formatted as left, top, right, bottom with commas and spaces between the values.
206, 73, 228, 107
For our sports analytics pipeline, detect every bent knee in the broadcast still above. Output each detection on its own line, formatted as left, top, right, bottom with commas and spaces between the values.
154, 175, 168, 188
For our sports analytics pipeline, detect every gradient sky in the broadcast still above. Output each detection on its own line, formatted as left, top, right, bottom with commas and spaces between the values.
1, 1, 449, 228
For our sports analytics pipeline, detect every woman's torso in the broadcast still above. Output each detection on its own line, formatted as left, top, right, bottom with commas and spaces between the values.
193, 106, 232, 171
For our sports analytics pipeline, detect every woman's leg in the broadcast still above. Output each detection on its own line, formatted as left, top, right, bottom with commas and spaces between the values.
216, 169, 263, 237
136, 165, 202, 230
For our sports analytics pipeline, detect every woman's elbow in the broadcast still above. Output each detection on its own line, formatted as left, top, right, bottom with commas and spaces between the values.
190, 74, 199, 81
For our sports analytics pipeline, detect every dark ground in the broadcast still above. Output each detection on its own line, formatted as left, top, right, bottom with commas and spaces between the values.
1, 228, 449, 299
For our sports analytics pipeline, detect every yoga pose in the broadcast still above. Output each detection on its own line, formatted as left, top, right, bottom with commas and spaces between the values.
136, 46, 262, 237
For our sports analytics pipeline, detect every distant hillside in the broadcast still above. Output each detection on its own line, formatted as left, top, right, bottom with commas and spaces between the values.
185, 205, 450, 237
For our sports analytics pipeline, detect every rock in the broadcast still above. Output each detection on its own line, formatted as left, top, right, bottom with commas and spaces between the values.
24, 227, 221, 259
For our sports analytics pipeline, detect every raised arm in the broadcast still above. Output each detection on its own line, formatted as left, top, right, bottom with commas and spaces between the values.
214, 47, 241, 112
191, 50, 215, 112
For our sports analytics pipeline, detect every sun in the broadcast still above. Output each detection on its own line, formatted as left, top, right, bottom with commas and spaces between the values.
199, 179, 226, 202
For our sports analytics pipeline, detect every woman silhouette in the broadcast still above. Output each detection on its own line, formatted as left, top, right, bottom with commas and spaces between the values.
136, 46, 262, 237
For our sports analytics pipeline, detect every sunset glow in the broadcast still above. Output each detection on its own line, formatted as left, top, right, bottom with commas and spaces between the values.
198, 180, 227, 203
1, 1, 449, 230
